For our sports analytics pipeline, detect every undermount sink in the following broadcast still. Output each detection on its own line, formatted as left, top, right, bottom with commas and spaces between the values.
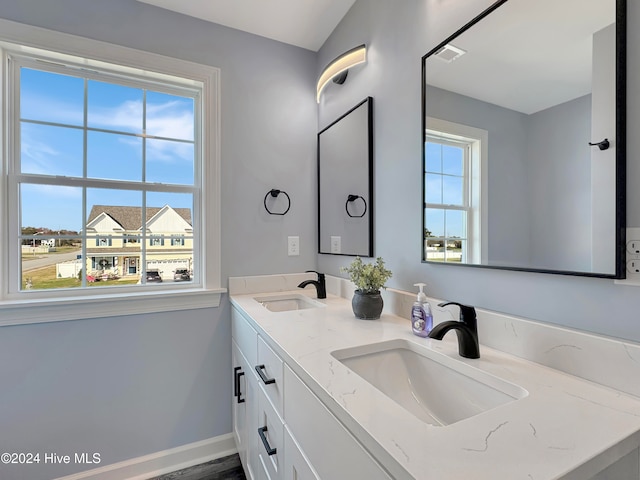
331, 339, 527, 426
254, 293, 325, 312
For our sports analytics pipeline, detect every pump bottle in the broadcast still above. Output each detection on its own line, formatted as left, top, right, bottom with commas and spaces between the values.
411, 283, 433, 337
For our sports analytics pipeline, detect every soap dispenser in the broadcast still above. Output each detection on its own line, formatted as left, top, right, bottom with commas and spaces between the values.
411, 283, 433, 337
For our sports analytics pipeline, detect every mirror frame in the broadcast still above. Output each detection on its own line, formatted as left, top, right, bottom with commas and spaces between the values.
421, 0, 626, 278
318, 97, 374, 257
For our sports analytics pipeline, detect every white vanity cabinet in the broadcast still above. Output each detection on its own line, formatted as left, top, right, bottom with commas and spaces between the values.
232, 307, 265, 480
233, 306, 304, 480
231, 306, 391, 480
283, 365, 392, 480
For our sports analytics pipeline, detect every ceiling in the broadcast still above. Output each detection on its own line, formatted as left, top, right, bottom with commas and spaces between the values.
136, 0, 357, 52
425, 0, 616, 114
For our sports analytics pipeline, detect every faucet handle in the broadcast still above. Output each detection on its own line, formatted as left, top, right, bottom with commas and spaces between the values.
437, 301, 476, 325
305, 270, 325, 280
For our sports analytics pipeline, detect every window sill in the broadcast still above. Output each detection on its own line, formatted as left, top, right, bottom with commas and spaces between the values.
0, 288, 227, 327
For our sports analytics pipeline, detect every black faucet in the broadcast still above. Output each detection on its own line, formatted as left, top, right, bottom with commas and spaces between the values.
428, 301, 480, 359
297, 270, 326, 299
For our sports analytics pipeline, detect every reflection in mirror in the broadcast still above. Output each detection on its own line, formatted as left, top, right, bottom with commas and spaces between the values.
422, 0, 625, 277
318, 97, 373, 256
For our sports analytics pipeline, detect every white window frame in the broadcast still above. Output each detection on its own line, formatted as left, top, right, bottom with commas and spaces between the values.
424, 117, 488, 264
0, 19, 224, 326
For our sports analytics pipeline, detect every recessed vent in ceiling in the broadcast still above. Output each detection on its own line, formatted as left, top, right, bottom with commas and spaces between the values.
434, 44, 467, 63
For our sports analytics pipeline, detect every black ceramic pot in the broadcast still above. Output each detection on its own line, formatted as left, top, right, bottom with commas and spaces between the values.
351, 290, 383, 320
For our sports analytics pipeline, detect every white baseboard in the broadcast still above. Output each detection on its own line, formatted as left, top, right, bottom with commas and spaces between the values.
55, 433, 237, 480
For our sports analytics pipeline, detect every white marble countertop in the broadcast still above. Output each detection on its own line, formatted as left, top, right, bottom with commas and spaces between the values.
230, 286, 640, 480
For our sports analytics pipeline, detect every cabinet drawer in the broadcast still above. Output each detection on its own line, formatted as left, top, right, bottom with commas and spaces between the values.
232, 307, 258, 367
283, 426, 319, 480
257, 336, 284, 417
256, 384, 284, 480
284, 365, 392, 480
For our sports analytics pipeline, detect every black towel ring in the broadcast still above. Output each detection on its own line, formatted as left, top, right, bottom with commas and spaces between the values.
264, 189, 291, 215
345, 194, 367, 218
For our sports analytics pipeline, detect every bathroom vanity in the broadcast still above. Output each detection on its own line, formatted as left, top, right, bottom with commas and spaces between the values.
229, 273, 640, 480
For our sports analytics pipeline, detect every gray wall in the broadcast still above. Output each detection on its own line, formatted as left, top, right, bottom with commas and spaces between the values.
317, 0, 640, 344
424, 85, 592, 270
526, 94, 592, 271
424, 85, 531, 265
0, 1, 317, 478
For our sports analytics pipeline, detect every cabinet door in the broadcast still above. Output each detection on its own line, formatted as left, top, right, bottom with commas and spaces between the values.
254, 385, 284, 480
245, 367, 263, 480
284, 365, 392, 480
283, 426, 320, 480
232, 341, 249, 469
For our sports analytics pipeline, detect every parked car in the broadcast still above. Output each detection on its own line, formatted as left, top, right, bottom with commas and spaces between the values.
173, 268, 191, 282
146, 270, 163, 283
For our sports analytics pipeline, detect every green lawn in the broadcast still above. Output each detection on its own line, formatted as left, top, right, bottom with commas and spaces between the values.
24, 265, 139, 290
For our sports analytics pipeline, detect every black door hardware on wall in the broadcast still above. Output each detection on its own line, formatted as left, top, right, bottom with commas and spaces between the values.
345, 194, 367, 218
263, 189, 291, 215
589, 138, 610, 151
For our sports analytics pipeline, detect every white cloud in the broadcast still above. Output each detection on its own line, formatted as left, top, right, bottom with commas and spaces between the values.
21, 93, 84, 126
91, 98, 194, 163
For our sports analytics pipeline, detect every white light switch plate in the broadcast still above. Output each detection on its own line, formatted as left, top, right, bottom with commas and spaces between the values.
330, 236, 341, 254
288, 236, 300, 256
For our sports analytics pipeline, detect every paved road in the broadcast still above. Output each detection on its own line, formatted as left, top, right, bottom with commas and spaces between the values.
22, 250, 82, 272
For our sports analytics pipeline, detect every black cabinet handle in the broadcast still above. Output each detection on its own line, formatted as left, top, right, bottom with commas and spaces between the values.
233, 367, 245, 404
237, 371, 245, 403
233, 366, 241, 397
255, 364, 276, 385
258, 426, 277, 456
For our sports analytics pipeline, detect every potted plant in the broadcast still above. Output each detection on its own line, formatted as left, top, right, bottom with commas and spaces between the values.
341, 256, 392, 319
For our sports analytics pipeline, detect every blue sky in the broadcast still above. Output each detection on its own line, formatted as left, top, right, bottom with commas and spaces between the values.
19, 67, 195, 231
424, 141, 465, 238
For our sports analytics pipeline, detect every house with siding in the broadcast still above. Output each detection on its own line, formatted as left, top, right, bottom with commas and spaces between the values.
86, 205, 193, 279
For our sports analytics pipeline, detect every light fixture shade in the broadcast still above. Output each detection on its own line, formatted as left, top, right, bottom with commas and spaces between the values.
316, 44, 367, 103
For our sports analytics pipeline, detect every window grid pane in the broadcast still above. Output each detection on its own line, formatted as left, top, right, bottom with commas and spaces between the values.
16, 59, 199, 293
424, 137, 471, 263
425, 141, 467, 208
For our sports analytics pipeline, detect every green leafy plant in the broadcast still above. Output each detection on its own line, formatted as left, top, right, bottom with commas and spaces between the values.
341, 256, 392, 294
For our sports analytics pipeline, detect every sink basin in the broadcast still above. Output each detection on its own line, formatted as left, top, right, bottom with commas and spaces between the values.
331, 339, 527, 426
254, 293, 325, 312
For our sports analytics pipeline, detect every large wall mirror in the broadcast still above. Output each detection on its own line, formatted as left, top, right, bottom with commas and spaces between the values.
318, 97, 373, 257
422, 0, 626, 277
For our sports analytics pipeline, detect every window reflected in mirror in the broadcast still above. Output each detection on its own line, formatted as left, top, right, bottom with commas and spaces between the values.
421, 0, 625, 278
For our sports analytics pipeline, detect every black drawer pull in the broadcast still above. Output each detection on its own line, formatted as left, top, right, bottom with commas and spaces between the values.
233, 367, 241, 397
237, 371, 245, 403
255, 364, 276, 385
258, 426, 277, 456
233, 367, 245, 404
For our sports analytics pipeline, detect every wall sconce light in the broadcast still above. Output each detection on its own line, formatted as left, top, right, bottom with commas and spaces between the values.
316, 44, 367, 103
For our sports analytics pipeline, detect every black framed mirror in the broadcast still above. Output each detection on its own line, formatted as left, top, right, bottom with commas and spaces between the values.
318, 97, 373, 257
421, 0, 626, 278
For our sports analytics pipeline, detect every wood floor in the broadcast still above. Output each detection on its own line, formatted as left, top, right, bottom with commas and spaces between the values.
149, 454, 246, 480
